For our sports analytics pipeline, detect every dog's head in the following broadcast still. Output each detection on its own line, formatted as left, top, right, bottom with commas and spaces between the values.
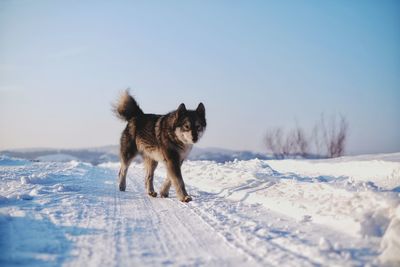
174, 103, 206, 145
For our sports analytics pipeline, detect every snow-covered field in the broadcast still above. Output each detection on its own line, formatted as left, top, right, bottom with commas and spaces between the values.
1, 153, 399, 266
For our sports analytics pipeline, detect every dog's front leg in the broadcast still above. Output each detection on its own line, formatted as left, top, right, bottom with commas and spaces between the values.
165, 160, 192, 202
159, 176, 171, 198
160, 161, 183, 198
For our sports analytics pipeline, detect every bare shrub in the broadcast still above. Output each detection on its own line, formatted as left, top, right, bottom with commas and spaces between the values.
265, 114, 348, 159
265, 127, 309, 159
293, 126, 309, 157
311, 121, 324, 157
265, 128, 285, 159
326, 115, 348, 158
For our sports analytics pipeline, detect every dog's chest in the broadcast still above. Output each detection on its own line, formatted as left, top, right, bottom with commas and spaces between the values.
180, 145, 193, 161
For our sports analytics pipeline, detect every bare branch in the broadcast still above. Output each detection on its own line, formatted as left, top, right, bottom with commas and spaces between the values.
265, 114, 348, 159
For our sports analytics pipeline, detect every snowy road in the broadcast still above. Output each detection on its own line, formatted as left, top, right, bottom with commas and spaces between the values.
1, 155, 399, 266
65, 167, 253, 267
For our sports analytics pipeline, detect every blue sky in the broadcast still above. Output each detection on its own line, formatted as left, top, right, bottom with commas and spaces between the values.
0, 0, 399, 154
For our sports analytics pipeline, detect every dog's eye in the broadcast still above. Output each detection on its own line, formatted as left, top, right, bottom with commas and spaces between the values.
182, 124, 190, 131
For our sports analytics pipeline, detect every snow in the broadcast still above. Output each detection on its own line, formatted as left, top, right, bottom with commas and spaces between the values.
1, 154, 399, 266
266, 153, 400, 190
379, 205, 400, 265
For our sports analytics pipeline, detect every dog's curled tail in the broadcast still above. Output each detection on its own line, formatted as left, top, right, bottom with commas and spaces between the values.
113, 90, 144, 121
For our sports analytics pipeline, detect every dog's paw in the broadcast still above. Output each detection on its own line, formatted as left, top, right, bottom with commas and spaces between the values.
181, 195, 192, 203
160, 191, 169, 198
148, 191, 157, 198
160, 190, 169, 198
119, 184, 126, 192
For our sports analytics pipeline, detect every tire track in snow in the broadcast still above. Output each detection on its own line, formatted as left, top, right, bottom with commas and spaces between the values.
62, 165, 252, 266
184, 182, 380, 267
118, 167, 255, 266
186, 191, 319, 267
63, 167, 125, 267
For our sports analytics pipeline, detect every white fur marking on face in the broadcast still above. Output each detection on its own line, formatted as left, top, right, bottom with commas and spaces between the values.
182, 131, 194, 144
175, 127, 194, 144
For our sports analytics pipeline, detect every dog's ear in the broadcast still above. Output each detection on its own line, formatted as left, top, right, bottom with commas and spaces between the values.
178, 103, 186, 112
177, 103, 186, 116
173, 103, 186, 122
196, 102, 205, 117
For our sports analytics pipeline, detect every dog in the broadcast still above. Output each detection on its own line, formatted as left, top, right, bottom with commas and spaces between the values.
113, 90, 206, 202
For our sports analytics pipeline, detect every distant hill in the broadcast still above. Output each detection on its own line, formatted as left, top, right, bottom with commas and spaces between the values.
0, 146, 271, 165
0, 146, 119, 165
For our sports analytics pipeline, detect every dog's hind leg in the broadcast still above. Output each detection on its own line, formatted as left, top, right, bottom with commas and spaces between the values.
118, 126, 137, 191
143, 156, 158, 197
118, 159, 132, 192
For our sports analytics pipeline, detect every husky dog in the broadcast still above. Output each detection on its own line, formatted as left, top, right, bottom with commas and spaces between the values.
113, 90, 206, 202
